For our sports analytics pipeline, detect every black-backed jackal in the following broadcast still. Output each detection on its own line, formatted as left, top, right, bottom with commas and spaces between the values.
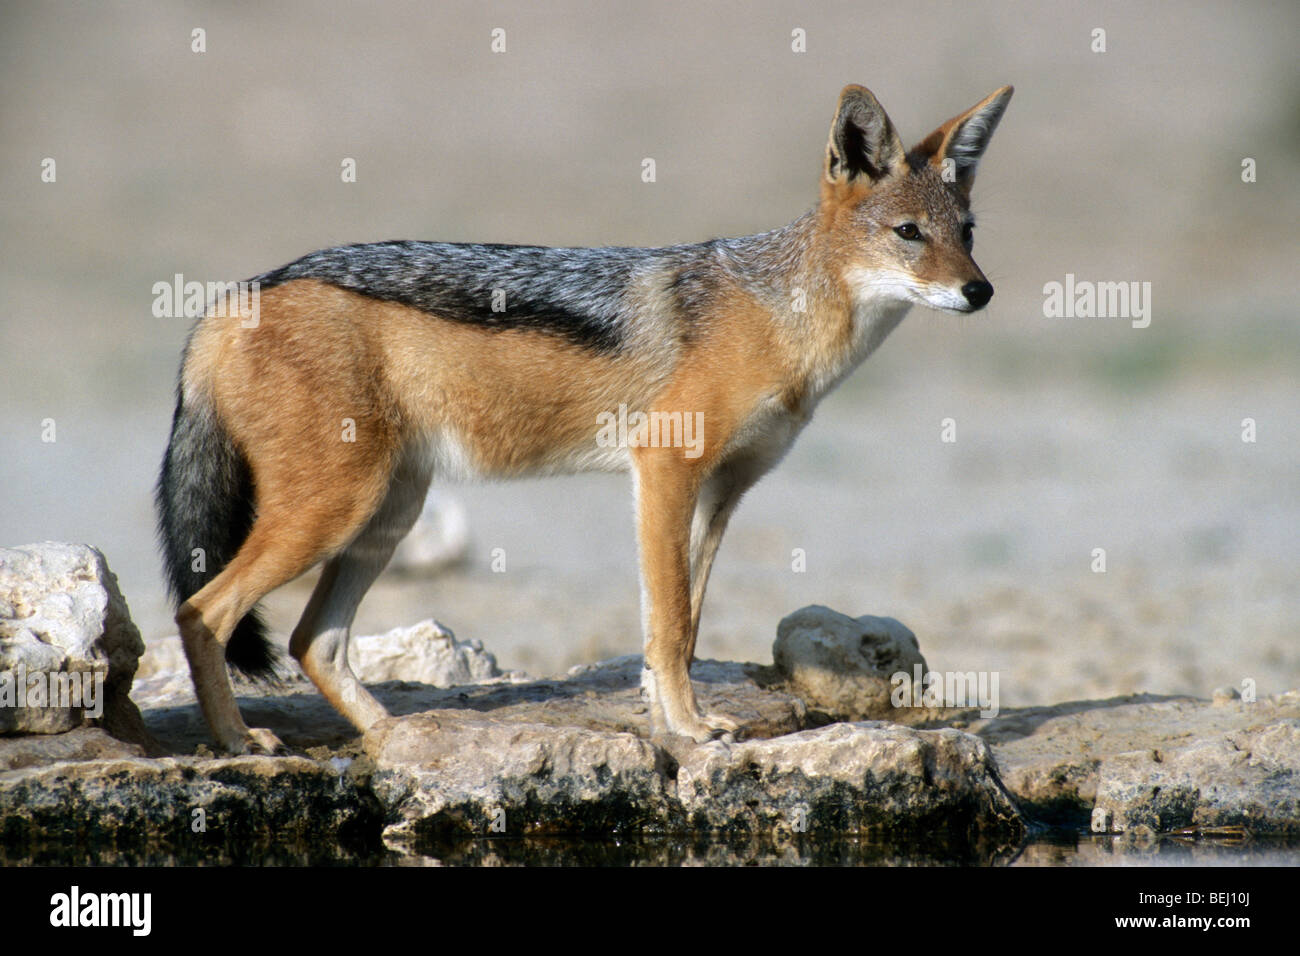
158, 84, 1013, 754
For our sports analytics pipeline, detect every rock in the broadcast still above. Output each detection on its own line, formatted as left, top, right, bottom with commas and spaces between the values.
350, 619, 509, 685
129, 637, 196, 710
364, 712, 1024, 848
135, 619, 517, 713
365, 711, 673, 844
9, 592, 1295, 862
137, 649, 806, 756
351, 655, 1012, 847
0, 752, 381, 864
1094, 718, 1300, 834
1212, 685, 1241, 705
974, 691, 1300, 833
677, 721, 1024, 839
0, 543, 153, 748
386, 491, 469, 575
0, 726, 144, 771
542, 656, 806, 743
770, 605, 929, 722
133, 634, 189, 683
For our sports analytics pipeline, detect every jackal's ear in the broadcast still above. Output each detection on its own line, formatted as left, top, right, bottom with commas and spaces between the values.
911, 85, 1013, 196
825, 85, 907, 186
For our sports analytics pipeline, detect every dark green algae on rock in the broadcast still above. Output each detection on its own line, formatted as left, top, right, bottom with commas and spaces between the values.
0, 732, 385, 864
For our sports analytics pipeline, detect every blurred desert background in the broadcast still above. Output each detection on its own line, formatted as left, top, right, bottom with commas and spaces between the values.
2, 0, 1296, 708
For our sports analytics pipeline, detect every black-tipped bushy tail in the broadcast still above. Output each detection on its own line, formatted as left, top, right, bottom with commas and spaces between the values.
156, 383, 279, 681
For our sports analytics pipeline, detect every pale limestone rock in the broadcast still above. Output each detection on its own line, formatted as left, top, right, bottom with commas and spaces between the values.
0, 542, 150, 744
350, 619, 507, 686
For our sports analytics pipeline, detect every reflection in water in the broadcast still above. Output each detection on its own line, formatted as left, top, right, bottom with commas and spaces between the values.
5, 832, 1298, 867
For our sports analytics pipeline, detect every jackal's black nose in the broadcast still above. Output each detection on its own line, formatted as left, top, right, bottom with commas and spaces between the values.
962, 281, 993, 310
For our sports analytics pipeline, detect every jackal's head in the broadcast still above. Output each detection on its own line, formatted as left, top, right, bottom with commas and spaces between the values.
819, 84, 1013, 314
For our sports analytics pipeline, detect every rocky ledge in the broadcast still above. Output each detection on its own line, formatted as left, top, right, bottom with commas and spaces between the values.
2, 544, 1298, 863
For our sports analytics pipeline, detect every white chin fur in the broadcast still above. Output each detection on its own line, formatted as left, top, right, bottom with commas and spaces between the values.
920, 288, 975, 313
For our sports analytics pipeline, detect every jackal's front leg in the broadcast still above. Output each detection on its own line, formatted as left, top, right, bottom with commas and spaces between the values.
633, 451, 738, 743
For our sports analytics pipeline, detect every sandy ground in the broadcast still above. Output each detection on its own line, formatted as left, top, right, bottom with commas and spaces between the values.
2, 2, 1297, 709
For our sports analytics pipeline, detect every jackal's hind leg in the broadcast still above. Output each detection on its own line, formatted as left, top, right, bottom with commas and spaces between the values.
289, 458, 431, 732
179, 507, 353, 756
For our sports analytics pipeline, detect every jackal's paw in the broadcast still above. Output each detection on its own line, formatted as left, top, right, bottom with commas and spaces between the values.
674, 711, 740, 745
230, 727, 286, 756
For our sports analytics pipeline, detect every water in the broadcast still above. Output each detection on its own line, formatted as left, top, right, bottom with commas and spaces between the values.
6, 831, 1297, 867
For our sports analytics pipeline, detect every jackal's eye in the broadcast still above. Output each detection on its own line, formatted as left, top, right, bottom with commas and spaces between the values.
894, 223, 922, 241
962, 222, 975, 246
